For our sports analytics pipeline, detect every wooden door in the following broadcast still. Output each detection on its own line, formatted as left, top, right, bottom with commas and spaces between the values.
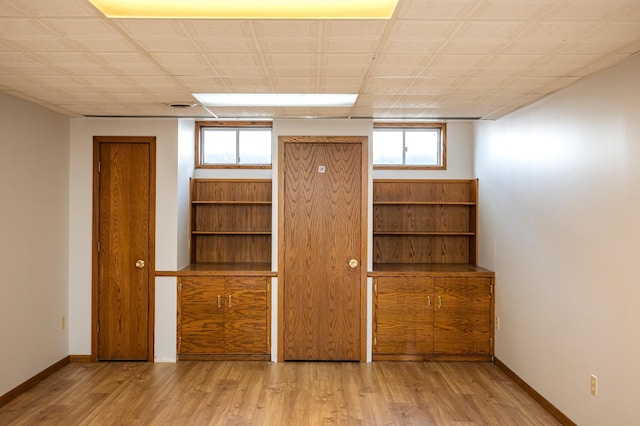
280, 137, 366, 361
434, 277, 492, 356
93, 137, 155, 361
225, 277, 269, 354
374, 277, 434, 356
178, 276, 226, 354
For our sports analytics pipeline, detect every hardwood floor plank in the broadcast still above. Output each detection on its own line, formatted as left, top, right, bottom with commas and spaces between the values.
0, 361, 560, 425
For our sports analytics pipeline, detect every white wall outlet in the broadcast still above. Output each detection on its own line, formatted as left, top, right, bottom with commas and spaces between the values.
61, 315, 65, 330
495, 315, 500, 330
590, 374, 598, 396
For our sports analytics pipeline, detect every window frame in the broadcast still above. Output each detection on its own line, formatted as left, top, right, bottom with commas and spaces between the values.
372, 122, 446, 170
195, 121, 273, 169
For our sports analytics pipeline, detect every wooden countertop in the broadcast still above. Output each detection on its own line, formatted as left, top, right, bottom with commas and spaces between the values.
156, 263, 277, 277
369, 263, 494, 277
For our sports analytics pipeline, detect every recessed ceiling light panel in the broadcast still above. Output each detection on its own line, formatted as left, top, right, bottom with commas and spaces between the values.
193, 93, 358, 107
88, 0, 398, 19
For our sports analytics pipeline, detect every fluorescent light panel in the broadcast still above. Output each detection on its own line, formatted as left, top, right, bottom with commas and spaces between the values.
194, 93, 358, 107
88, 0, 398, 19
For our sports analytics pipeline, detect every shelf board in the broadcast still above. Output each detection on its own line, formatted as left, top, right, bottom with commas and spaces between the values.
192, 201, 272, 205
373, 201, 475, 205
373, 231, 476, 236
192, 231, 272, 235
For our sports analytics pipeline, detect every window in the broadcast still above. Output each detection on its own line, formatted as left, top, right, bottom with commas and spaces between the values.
196, 122, 272, 168
373, 123, 446, 169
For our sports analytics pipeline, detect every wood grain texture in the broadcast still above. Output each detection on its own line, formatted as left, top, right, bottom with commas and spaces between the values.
372, 179, 478, 265
375, 276, 434, 355
190, 179, 272, 265
95, 140, 154, 361
434, 277, 493, 356
178, 276, 270, 357
373, 275, 494, 360
282, 142, 362, 361
0, 361, 562, 425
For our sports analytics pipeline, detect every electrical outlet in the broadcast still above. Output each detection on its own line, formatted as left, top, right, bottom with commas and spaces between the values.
590, 374, 598, 396
495, 315, 500, 330
61, 316, 65, 330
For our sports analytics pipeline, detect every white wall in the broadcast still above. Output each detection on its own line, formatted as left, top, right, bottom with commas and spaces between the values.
0, 93, 69, 395
68, 117, 181, 357
474, 54, 640, 425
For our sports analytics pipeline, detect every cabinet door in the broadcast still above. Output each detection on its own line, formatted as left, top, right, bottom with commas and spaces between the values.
179, 276, 226, 354
225, 277, 270, 354
375, 277, 434, 355
434, 277, 492, 356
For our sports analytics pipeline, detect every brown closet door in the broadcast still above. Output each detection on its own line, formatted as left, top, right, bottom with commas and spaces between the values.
94, 138, 155, 361
282, 141, 362, 361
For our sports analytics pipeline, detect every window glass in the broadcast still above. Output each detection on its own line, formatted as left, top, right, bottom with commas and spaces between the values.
202, 129, 236, 164
405, 130, 438, 165
372, 131, 403, 165
198, 124, 272, 167
373, 124, 445, 168
238, 130, 272, 165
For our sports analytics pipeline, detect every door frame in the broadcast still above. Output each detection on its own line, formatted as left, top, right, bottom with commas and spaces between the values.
277, 136, 368, 362
91, 136, 156, 362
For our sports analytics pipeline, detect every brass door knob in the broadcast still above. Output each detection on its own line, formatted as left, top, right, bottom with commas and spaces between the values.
349, 259, 358, 269
135, 259, 145, 269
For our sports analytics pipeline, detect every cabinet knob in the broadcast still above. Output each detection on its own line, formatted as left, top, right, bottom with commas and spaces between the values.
349, 259, 359, 269
135, 259, 145, 269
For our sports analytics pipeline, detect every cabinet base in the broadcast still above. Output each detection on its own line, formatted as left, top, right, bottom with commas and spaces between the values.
178, 354, 271, 361
373, 354, 493, 362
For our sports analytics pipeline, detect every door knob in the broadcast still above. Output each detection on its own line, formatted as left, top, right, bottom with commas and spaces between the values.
349, 259, 358, 269
135, 259, 145, 269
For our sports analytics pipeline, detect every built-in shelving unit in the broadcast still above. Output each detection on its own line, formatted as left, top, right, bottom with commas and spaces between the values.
190, 178, 272, 268
372, 179, 478, 266
370, 179, 494, 361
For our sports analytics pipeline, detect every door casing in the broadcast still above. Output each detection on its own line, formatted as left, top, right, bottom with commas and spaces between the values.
92, 136, 156, 362
277, 135, 368, 362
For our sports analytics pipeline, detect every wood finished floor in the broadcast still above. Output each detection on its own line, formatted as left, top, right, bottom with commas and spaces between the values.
0, 361, 559, 425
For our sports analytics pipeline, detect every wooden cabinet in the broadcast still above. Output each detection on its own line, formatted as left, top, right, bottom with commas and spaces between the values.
190, 178, 272, 267
373, 179, 478, 265
373, 274, 494, 361
371, 179, 493, 361
178, 276, 271, 360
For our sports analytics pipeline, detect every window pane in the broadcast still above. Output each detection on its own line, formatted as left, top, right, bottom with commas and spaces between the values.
202, 129, 236, 164
238, 130, 272, 164
405, 130, 439, 165
373, 131, 403, 164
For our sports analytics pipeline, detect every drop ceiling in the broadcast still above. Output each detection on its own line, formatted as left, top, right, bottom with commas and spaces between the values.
1, 0, 639, 120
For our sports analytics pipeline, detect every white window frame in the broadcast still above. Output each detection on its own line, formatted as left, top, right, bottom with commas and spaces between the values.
196, 121, 272, 169
373, 122, 446, 170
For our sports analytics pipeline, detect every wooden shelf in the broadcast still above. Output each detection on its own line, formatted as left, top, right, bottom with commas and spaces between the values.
373, 232, 476, 236
374, 201, 476, 206
373, 179, 478, 265
190, 179, 272, 266
192, 201, 272, 205
192, 231, 271, 235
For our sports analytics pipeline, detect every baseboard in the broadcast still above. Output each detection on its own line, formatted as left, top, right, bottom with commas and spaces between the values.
0, 356, 70, 408
69, 355, 92, 363
493, 357, 576, 426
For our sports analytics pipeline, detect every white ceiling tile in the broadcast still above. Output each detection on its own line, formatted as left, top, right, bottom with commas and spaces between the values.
149, 53, 213, 76
517, 21, 598, 41
184, 20, 252, 38
253, 20, 318, 38
260, 39, 317, 54
395, 0, 479, 20
545, 0, 635, 21
388, 20, 459, 41
113, 20, 199, 52
176, 76, 228, 92
8, 0, 100, 17
362, 77, 415, 95
466, 0, 560, 20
